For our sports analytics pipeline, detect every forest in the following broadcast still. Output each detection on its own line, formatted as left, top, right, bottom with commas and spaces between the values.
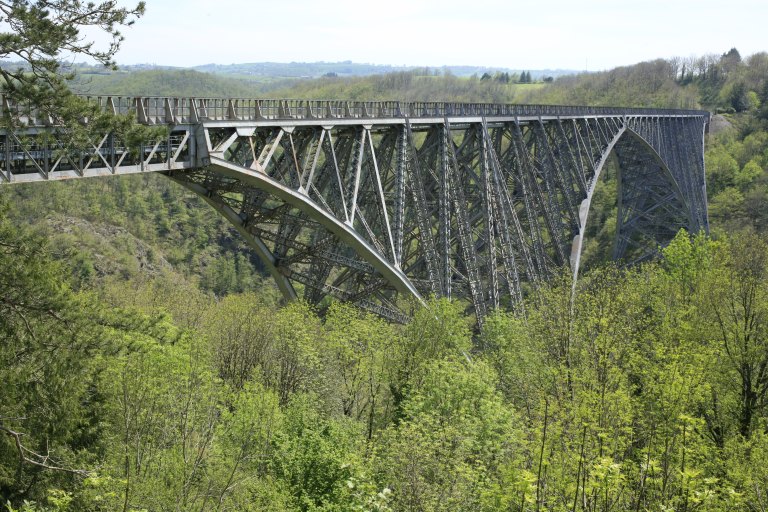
2, 15, 768, 510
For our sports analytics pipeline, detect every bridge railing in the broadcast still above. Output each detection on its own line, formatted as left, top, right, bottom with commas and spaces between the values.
1, 94, 710, 126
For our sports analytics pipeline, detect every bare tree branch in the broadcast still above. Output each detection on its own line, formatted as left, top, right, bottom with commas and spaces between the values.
0, 424, 91, 476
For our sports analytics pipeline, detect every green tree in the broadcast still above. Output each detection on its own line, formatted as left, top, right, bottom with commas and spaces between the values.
270, 393, 364, 511
736, 158, 763, 190
759, 81, 768, 119
705, 145, 740, 194
323, 303, 398, 438
388, 298, 471, 417
203, 298, 322, 405
0, 199, 99, 504
0, 0, 144, 118
727, 81, 752, 112
376, 358, 520, 512
100, 317, 223, 512
203, 293, 274, 391
0, 1, 159, 158
212, 381, 286, 510
702, 233, 768, 438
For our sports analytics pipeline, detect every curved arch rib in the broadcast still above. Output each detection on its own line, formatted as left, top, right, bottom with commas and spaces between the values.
571, 124, 693, 282
570, 124, 626, 283
612, 128, 692, 262
206, 156, 424, 304
168, 175, 299, 301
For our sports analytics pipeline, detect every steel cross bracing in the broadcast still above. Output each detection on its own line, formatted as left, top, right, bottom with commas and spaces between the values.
0, 95, 710, 323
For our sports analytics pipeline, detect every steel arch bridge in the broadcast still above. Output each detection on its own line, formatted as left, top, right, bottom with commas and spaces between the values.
0, 96, 709, 324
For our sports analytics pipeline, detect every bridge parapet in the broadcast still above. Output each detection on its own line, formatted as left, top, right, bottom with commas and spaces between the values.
2, 94, 709, 126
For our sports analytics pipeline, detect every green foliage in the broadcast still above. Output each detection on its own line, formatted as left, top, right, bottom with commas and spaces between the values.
99, 324, 221, 510
5, 200, 768, 510
270, 394, 363, 511
210, 299, 323, 405
2, 173, 276, 299
522, 59, 700, 108
579, 158, 619, 269
6, 32, 768, 512
261, 69, 539, 104
0, 199, 100, 504
376, 358, 520, 512
323, 304, 398, 436
706, 144, 740, 194
71, 69, 266, 98
386, 298, 472, 417
705, 118, 768, 234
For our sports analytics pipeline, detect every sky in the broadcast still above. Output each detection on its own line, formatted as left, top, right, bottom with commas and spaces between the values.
112, 0, 767, 71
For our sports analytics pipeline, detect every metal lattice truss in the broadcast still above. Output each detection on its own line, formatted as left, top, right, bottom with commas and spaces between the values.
0, 97, 709, 323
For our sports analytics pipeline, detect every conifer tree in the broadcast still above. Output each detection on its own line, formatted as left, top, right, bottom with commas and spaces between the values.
0, 1, 146, 144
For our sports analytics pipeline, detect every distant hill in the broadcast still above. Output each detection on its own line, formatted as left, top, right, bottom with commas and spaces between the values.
68, 69, 275, 97
60, 66, 554, 102
258, 70, 545, 103
4, 59, 578, 80
1, 59, 576, 98
181, 61, 578, 80
190, 61, 411, 78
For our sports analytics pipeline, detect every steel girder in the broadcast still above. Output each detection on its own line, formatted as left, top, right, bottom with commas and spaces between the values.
0, 96, 709, 323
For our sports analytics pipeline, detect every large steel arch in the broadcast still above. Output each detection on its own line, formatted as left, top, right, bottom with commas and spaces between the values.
0, 96, 709, 324
168, 154, 422, 323
569, 123, 627, 282
612, 128, 694, 261
571, 126, 693, 281
168, 113, 707, 324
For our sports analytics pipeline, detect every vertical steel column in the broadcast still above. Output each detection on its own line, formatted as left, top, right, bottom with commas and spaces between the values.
393, 126, 407, 267
480, 121, 499, 309
439, 121, 452, 298
405, 120, 441, 295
